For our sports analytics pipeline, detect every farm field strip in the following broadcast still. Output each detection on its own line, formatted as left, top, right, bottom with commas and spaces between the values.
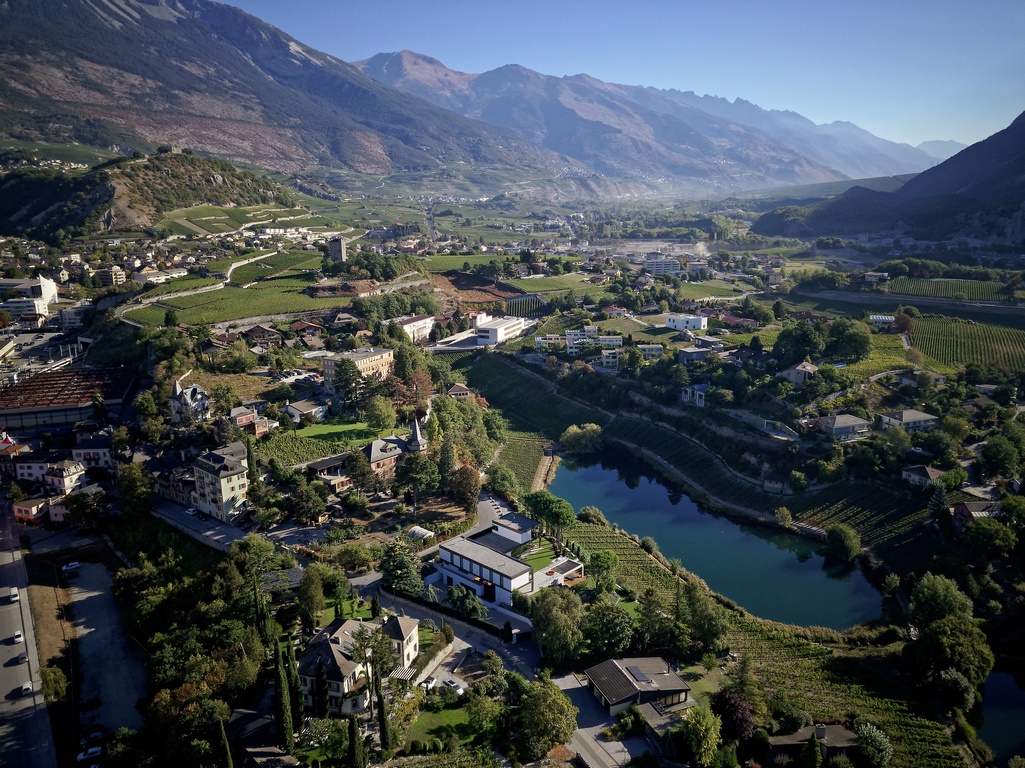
888, 276, 1005, 301
911, 316, 1025, 369
497, 432, 546, 494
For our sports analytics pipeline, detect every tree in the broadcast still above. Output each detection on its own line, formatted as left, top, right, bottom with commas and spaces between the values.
333, 359, 364, 408
531, 587, 584, 665
40, 665, 68, 702
164, 308, 179, 327
587, 550, 619, 595
117, 462, 153, 517
775, 506, 793, 528
523, 490, 576, 545
981, 435, 1019, 478
347, 715, 367, 768
336, 541, 374, 572
375, 673, 393, 750
276, 651, 294, 753
964, 518, 1017, 560
684, 582, 729, 652
559, 423, 605, 453
448, 465, 482, 513
515, 678, 579, 761
298, 568, 326, 622
825, 524, 861, 562
582, 600, 634, 660
396, 453, 440, 515
285, 642, 303, 726
365, 395, 397, 433
1002, 494, 1025, 532
467, 693, 503, 737
219, 717, 234, 768
246, 438, 258, 484
134, 390, 160, 420
909, 573, 973, 629
210, 382, 241, 417
482, 650, 504, 677
315, 657, 330, 718
438, 434, 456, 491
709, 689, 755, 744
855, 722, 892, 768
379, 539, 424, 597
90, 389, 108, 422
913, 614, 994, 690
445, 583, 488, 621
799, 734, 823, 768
670, 704, 721, 768
345, 449, 377, 498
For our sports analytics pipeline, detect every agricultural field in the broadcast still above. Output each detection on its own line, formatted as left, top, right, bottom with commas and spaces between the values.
230, 251, 323, 284
503, 273, 591, 292
141, 275, 221, 297
497, 431, 547, 494
0, 139, 121, 166
254, 431, 345, 466
676, 280, 745, 301
132, 284, 346, 326
911, 316, 1025, 370
842, 332, 919, 378
158, 204, 323, 235
459, 355, 610, 436
888, 276, 1006, 302
594, 316, 677, 345
423, 254, 507, 272
203, 248, 277, 274
299, 417, 378, 446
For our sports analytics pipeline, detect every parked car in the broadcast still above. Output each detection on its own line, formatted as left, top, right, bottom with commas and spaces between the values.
13, 630, 23, 643
20, 681, 32, 696
17, 651, 27, 665
420, 676, 437, 691
443, 678, 464, 696
62, 561, 80, 574
80, 728, 106, 747
77, 746, 102, 762
185, 507, 198, 516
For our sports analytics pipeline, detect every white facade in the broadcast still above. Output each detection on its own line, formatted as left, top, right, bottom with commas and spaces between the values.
393, 315, 435, 344
644, 253, 683, 276
192, 442, 248, 521
666, 314, 707, 331
438, 537, 534, 606
475, 316, 528, 346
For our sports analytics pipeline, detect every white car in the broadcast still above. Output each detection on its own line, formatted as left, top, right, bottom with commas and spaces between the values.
20, 681, 32, 696
13, 630, 23, 643
77, 746, 102, 762
420, 676, 437, 691
62, 562, 80, 574
443, 678, 464, 696
185, 507, 198, 516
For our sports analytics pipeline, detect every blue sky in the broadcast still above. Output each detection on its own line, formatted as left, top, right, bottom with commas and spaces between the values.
223, 0, 1025, 147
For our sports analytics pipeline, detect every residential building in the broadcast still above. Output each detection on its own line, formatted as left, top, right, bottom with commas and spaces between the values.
44, 459, 87, 493
584, 657, 691, 716
601, 348, 622, 370
244, 324, 282, 347
297, 619, 369, 717
952, 501, 1003, 536
308, 453, 351, 494
323, 347, 394, 391
475, 315, 528, 346
192, 442, 248, 522
869, 314, 895, 327
0, 275, 58, 305
681, 384, 709, 407
289, 321, 323, 337
168, 379, 211, 425
777, 362, 819, 388
228, 406, 276, 437
666, 314, 708, 332
643, 253, 683, 276
769, 724, 859, 764
381, 615, 420, 669
693, 335, 724, 350
446, 383, 473, 399
901, 465, 946, 488
879, 409, 938, 433
282, 399, 328, 424
601, 306, 629, 317
392, 315, 435, 344
637, 344, 665, 361
819, 414, 872, 442
437, 536, 534, 605
678, 347, 715, 365
13, 497, 49, 526
96, 265, 127, 287
897, 369, 946, 389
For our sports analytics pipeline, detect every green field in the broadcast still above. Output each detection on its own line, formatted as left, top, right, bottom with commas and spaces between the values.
911, 316, 1025, 370
422, 254, 507, 272
141, 275, 221, 297
230, 251, 323, 284
299, 417, 377, 446
133, 284, 346, 326
842, 332, 919, 378
496, 431, 547, 494
677, 280, 745, 300
203, 248, 277, 274
0, 139, 121, 166
158, 204, 320, 235
503, 273, 591, 292
254, 432, 345, 466
889, 276, 1006, 302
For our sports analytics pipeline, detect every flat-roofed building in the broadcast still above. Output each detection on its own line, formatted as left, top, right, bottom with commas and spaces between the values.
437, 536, 534, 605
0, 366, 136, 431
475, 315, 528, 346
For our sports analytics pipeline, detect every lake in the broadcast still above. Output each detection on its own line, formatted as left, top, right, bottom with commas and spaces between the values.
974, 670, 1025, 765
548, 449, 881, 629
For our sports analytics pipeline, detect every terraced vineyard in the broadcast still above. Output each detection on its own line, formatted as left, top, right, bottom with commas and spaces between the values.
842, 332, 915, 378
889, 276, 1005, 301
911, 316, 1025, 369
460, 355, 610, 435
230, 251, 322, 284
254, 432, 344, 466
497, 431, 547, 494
132, 284, 345, 326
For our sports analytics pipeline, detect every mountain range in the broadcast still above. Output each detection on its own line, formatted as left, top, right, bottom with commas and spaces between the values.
0, 0, 975, 200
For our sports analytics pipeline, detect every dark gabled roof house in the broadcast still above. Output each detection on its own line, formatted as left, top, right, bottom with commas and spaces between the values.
584, 657, 691, 716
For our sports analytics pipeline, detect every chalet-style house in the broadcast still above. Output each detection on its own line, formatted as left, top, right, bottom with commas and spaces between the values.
901, 465, 946, 488
769, 724, 859, 763
244, 324, 282, 347
168, 379, 211, 425
447, 383, 473, 399
777, 361, 819, 388
952, 501, 1003, 536
584, 657, 691, 716
879, 409, 938, 433
819, 414, 872, 442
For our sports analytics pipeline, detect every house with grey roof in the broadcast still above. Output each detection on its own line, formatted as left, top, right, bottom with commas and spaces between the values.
952, 501, 1003, 536
879, 408, 938, 433
168, 378, 210, 425
901, 464, 946, 488
769, 723, 859, 763
584, 657, 691, 716
820, 413, 872, 442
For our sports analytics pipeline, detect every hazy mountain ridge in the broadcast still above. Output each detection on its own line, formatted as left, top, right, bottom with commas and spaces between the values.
356, 50, 943, 187
917, 139, 969, 161
0, 0, 572, 184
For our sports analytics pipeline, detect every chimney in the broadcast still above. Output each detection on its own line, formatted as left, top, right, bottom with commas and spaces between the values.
815, 724, 826, 740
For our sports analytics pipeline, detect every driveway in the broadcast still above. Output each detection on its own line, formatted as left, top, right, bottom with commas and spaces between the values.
553, 673, 653, 768
67, 563, 146, 733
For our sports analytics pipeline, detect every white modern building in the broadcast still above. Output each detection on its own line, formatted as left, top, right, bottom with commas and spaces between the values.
475, 315, 528, 346
392, 315, 435, 344
644, 253, 683, 276
666, 314, 707, 331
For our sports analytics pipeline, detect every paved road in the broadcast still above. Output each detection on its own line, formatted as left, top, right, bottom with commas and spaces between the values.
0, 509, 57, 768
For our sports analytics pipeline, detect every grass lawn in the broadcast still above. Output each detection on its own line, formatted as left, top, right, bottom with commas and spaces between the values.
404, 706, 473, 748
677, 280, 744, 301
677, 663, 725, 704
504, 273, 591, 292
523, 539, 556, 572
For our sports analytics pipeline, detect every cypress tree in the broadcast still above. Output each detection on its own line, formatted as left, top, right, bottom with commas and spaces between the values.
285, 642, 304, 726
370, 592, 381, 618
375, 672, 392, 750
276, 653, 294, 753
246, 436, 258, 484
348, 715, 367, 768
315, 657, 330, 718
219, 717, 234, 768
